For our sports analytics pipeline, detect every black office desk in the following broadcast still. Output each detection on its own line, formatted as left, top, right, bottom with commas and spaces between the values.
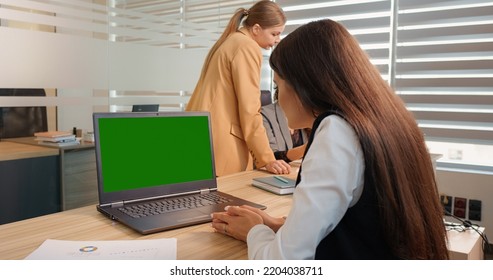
3, 137, 98, 211
0, 141, 60, 224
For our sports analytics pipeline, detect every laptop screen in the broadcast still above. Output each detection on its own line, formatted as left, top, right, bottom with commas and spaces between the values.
93, 112, 217, 204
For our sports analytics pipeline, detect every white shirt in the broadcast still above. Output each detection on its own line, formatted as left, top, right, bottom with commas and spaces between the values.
247, 115, 365, 259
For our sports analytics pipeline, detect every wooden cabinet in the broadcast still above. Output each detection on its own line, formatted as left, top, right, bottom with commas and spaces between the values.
60, 146, 98, 210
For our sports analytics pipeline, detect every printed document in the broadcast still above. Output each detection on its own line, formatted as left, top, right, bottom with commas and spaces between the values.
25, 238, 176, 260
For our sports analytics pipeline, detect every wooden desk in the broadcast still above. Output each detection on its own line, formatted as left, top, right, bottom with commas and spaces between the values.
447, 227, 485, 260
0, 165, 484, 260
0, 140, 58, 161
3, 137, 98, 210
0, 170, 292, 260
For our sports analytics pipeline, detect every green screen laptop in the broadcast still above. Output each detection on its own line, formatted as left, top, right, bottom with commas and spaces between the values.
93, 111, 265, 234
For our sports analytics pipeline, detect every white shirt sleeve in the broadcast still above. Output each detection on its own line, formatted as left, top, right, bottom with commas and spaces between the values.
247, 115, 365, 259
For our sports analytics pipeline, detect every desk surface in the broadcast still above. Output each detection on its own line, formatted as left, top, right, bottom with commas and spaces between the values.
447, 227, 485, 260
4, 136, 95, 150
0, 141, 58, 161
0, 169, 295, 260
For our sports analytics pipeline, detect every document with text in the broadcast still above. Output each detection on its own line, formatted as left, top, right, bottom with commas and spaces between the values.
25, 238, 176, 260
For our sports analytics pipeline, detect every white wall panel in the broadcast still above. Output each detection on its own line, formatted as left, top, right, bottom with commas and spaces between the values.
108, 43, 206, 92
0, 28, 108, 89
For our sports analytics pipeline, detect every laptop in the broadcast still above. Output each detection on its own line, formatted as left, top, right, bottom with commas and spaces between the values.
93, 111, 265, 234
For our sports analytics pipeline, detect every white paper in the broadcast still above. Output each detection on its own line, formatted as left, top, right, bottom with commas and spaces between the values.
25, 238, 177, 260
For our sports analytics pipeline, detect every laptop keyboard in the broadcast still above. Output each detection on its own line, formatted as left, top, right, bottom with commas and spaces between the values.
118, 192, 233, 218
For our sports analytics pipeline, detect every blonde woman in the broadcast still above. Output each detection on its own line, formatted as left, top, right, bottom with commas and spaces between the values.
186, 1, 289, 176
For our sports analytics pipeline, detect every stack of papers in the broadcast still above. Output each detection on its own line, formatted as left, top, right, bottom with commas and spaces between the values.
34, 131, 80, 147
252, 176, 296, 195
25, 239, 177, 260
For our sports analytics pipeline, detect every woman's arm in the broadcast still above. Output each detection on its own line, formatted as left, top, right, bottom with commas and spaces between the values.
232, 43, 290, 173
274, 143, 307, 162
248, 116, 365, 259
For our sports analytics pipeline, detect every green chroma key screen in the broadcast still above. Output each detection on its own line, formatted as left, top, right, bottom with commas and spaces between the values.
98, 115, 214, 193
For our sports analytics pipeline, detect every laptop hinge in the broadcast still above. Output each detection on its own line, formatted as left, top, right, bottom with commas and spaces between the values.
110, 201, 124, 208
200, 188, 210, 195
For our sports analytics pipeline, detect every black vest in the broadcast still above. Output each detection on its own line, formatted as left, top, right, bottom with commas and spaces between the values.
297, 111, 397, 260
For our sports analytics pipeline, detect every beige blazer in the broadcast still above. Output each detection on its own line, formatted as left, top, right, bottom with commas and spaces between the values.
186, 31, 275, 176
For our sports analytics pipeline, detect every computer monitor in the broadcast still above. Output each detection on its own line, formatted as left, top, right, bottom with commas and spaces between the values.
0, 89, 48, 138
132, 104, 159, 112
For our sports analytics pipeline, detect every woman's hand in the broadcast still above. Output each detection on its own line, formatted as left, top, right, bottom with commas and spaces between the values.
265, 160, 291, 174
211, 206, 263, 242
239, 205, 285, 233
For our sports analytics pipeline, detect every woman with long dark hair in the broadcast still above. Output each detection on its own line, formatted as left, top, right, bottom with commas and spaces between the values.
211, 19, 449, 259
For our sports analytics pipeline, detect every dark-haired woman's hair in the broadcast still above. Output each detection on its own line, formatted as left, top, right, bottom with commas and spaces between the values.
198, 1, 285, 81
270, 19, 449, 259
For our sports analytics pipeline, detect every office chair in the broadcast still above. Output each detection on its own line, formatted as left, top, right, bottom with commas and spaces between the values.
260, 90, 272, 107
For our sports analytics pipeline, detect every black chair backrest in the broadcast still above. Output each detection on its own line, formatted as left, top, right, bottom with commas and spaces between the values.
260, 90, 272, 106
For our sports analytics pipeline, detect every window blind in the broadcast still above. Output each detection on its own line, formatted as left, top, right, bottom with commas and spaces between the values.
277, 0, 493, 170
395, 0, 493, 148
278, 0, 392, 80
111, 0, 254, 48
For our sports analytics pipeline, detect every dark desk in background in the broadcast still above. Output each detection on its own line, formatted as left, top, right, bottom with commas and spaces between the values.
4, 137, 98, 210
0, 141, 60, 224
1, 137, 98, 222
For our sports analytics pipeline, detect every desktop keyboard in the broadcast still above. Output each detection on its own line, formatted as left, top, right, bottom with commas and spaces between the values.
118, 192, 232, 218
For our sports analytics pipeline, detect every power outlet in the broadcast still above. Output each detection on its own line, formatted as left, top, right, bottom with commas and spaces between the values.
454, 197, 467, 218
454, 208, 466, 219
440, 195, 452, 216
454, 197, 467, 209
468, 199, 482, 221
